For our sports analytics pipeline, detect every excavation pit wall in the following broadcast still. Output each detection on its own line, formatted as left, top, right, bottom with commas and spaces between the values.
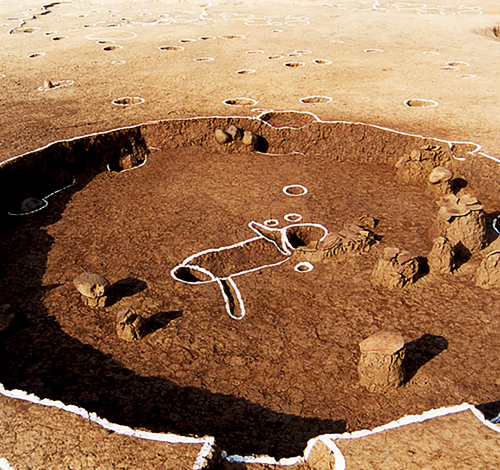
1, 113, 498, 216
1, 113, 500, 467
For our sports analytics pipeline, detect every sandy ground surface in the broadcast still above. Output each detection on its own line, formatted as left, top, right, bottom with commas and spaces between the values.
1, 1, 500, 469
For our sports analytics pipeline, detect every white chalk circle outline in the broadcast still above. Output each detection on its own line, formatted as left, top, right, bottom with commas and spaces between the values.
102, 44, 123, 51
37, 79, 74, 91
198, 35, 215, 41
245, 50, 265, 54
457, 74, 476, 79
313, 59, 332, 65
284, 213, 303, 222
295, 49, 312, 55
194, 57, 215, 62
288, 52, 302, 57
220, 34, 245, 40
493, 217, 500, 235
158, 45, 184, 51
404, 98, 438, 108
283, 185, 308, 196
28, 52, 45, 58
423, 51, 440, 55
111, 60, 126, 65
236, 69, 256, 74
8, 178, 75, 216
222, 97, 258, 106
0, 74, 5, 78
264, 219, 280, 227
446, 61, 469, 67
268, 54, 284, 59
299, 96, 333, 104
283, 61, 305, 68
178, 38, 197, 43
294, 262, 314, 273
51, 36, 68, 41
111, 96, 145, 106
364, 48, 384, 53
85, 31, 137, 40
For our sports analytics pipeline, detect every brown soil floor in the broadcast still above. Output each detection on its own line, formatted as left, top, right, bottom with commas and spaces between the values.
1, 140, 500, 459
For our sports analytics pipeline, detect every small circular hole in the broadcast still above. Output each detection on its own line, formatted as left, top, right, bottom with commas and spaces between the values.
159, 45, 184, 51
404, 98, 438, 108
283, 61, 305, 68
112, 96, 145, 106
222, 97, 258, 106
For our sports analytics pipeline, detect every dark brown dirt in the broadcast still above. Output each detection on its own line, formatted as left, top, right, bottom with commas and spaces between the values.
1, 120, 500, 461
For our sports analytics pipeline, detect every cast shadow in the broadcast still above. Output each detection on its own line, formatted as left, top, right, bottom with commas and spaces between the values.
403, 334, 448, 383
476, 400, 500, 423
145, 310, 183, 335
109, 277, 148, 305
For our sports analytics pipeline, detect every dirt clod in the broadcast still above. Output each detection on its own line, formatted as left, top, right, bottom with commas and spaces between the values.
428, 236, 454, 274
73, 272, 110, 307
475, 251, 500, 289
371, 247, 419, 288
116, 307, 148, 341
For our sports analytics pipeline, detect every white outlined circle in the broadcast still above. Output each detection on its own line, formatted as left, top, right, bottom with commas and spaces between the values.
295, 49, 312, 55
179, 38, 196, 43
102, 44, 123, 51
111, 96, 145, 106
268, 54, 284, 59
283, 61, 305, 68
158, 45, 184, 51
284, 213, 303, 222
86, 31, 137, 40
364, 48, 384, 53
222, 97, 258, 106
404, 98, 438, 108
423, 51, 440, 55
313, 59, 332, 65
199, 35, 215, 41
220, 34, 245, 40
51, 36, 68, 41
37, 79, 74, 91
264, 219, 279, 227
294, 262, 314, 273
245, 49, 265, 54
283, 185, 308, 196
457, 74, 476, 79
0, 74, 5, 79
236, 69, 256, 74
446, 61, 469, 67
194, 57, 214, 62
111, 60, 126, 65
299, 96, 332, 104
28, 52, 45, 58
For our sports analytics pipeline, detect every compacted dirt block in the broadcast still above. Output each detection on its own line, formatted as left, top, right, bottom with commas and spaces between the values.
428, 236, 454, 275
396, 145, 451, 184
371, 248, 419, 288
475, 251, 500, 289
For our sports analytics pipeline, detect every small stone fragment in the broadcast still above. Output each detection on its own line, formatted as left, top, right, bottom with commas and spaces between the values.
428, 236, 454, 274
475, 251, 500, 289
73, 272, 110, 307
215, 129, 231, 144
242, 130, 258, 147
371, 248, 419, 288
225, 124, 243, 140
0, 304, 15, 332
429, 167, 453, 184
358, 331, 405, 391
119, 154, 139, 170
116, 307, 147, 341
20, 198, 45, 213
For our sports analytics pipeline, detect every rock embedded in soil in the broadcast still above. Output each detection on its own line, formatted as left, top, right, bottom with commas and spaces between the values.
358, 331, 405, 391
116, 307, 147, 341
43, 79, 55, 89
371, 247, 419, 288
475, 251, 500, 289
396, 144, 451, 183
73, 272, 110, 307
429, 166, 453, 184
428, 236, 454, 274
225, 124, 243, 141
436, 194, 487, 254
20, 197, 45, 213
215, 129, 231, 144
242, 130, 258, 147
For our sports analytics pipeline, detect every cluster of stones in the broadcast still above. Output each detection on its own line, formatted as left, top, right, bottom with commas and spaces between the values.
371, 247, 419, 288
215, 124, 259, 149
396, 144, 451, 184
292, 216, 378, 264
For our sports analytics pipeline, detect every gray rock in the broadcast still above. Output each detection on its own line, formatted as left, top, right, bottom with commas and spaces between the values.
215, 129, 231, 144
226, 124, 243, 140
116, 307, 147, 341
20, 198, 45, 213
242, 130, 258, 146
73, 272, 110, 307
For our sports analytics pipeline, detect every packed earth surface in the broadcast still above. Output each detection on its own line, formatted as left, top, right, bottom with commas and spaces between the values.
1, 1, 500, 469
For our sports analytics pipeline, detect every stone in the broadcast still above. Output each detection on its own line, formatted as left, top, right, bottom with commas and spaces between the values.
225, 124, 243, 140
119, 154, 139, 170
0, 304, 15, 332
116, 307, 147, 341
358, 331, 405, 391
20, 198, 45, 213
429, 166, 453, 184
428, 236, 454, 274
242, 130, 258, 146
215, 129, 231, 144
396, 145, 451, 183
73, 272, 110, 307
371, 247, 419, 288
475, 251, 500, 289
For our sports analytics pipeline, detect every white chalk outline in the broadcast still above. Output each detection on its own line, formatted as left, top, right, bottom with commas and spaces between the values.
264, 219, 280, 227
106, 154, 148, 173
158, 45, 184, 51
245, 49, 265, 54
51, 35, 68, 41
283, 184, 308, 196
222, 97, 258, 106
225, 403, 500, 467
0, 458, 13, 470
85, 31, 137, 40
111, 96, 145, 107
493, 217, 500, 235
236, 68, 256, 74
111, 60, 126, 65
171, 221, 328, 320
1, 108, 500, 467
37, 79, 74, 92
299, 95, 333, 104
284, 213, 303, 222
27, 52, 45, 58
220, 34, 245, 40
294, 262, 314, 273
268, 54, 284, 59
446, 61, 469, 67
364, 48, 384, 53
457, 74, 476, 79
0, 383, 215, 470
102, 44, 123, 51
194, 57, 215, 62
283, 61, 306, 68
8, 177, 75, 217
313, 58, 332, 65
404, 98, 439, 108
178, 38, 197, 43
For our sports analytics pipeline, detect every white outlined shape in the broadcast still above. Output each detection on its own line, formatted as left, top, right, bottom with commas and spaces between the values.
102, 44, 123, 51
294, 262, 314, 273
0, 458, 13, 470
283, 184, 308, 196
236, 69, 256, 74
364, 48, 384, 53
85, 31, 137, 40
245, 49, 265, 54
111, 60, 126, 65
37, 80, 74, 91
493, 217, 500, 235
8, 178, 75, 216
264, 219, 279, 227
446, 61, 469, 67
222, 97, 258, 106
111, 97, 145, 106
28, 52, 45, 58
0, 74, 5, 79
171, 221, 328, 320
423, 51, 440, 55
457, 74, 476, 79
106, 154, 148, 173
158, 45, 184, 51
179, 38, 197, 43
283, 61, 305, 68
299, 96, 333, 104
194, 57, 215, 62
313, 59, 332, 65
284, 213, 303, 222
404, 98, 438, 108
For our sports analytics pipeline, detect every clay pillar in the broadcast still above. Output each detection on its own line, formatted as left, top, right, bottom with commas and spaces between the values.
358, 331, 405, 391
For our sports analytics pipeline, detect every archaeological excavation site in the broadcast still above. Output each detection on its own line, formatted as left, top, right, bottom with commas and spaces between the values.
1, 1, 500, 469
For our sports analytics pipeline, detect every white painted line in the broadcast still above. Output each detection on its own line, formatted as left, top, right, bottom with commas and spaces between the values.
85, 31, 137, 40
284, 213, 303, 222
106, 154, 148, 173
37, 80, 74, 92
294, 262, 314, 273
264, 219, 280, 227
493, 217, 500, 235
283, 184, 308, 196
0, 458, 14, 470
